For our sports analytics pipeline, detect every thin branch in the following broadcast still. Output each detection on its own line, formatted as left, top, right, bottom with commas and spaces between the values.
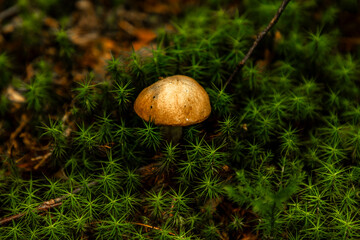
0, 180, 98, 225
224, 0, 291, 88
131, 222, 177, 236
0, 162, 159, 225
0, 5, 20, 23
0, 212, 26, 225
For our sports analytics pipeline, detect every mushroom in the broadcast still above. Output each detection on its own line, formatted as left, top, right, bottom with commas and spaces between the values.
134, 75, 211, 143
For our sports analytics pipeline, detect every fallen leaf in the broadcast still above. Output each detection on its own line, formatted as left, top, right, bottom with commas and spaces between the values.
68, 0, 100, 47
134, 28, 157, 43
241, 233, 259, 240
2, 23, 15, 33
6, 86, 26, 103
68, 29, 98, 46
119, 20, 136, 35
132, 28, 157, 50
44, 17, 59, 29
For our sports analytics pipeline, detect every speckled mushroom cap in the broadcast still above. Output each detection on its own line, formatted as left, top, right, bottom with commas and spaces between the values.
134, 75, 211, 126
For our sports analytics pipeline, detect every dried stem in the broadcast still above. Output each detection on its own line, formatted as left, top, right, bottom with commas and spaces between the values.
0, 180, 98, 225
0, 162, 160, 225
224, 0, 291, 88
0, 5, 20, 23
131, 222, 177, 236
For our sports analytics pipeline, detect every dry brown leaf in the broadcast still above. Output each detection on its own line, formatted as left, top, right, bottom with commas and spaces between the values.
2, 23, 15, 33
44, 17, 59, 29
241, 233, 260, 240
6, 86, 25, 103
119, 20, 136, 35
116, 8, 148, 23
68, 29, 98, 46
143, 0, 181, 15
75, 0, 99, 29
16, 162, 33, 171
68, 0, 100, 47
45, 47, 57, 56
134, 28, 157, 42
132, 28, 157, 50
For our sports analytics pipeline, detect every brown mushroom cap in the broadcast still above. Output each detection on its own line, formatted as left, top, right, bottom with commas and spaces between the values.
134, 75, 211, 126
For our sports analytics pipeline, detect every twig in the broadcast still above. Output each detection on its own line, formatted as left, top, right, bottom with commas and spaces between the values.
33, 152, 52, 170
131, 222, 177, 236
7, 114, 30, 157
224, 0, 291, 88
0, 5, 20, 23
0, 212, 26, 225
0, 162, 160, 225
0, 180, 98, 225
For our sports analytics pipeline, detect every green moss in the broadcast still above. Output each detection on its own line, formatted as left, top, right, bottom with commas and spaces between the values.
1, 0, 360, 239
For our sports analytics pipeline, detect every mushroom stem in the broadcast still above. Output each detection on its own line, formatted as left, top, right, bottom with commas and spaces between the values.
161, 126, 182, 144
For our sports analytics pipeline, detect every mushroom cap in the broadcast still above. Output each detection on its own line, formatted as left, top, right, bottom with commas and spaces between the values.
134, 75, 211, 126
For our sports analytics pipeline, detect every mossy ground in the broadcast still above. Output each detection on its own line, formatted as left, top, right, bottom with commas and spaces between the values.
1, 0, 360, 239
